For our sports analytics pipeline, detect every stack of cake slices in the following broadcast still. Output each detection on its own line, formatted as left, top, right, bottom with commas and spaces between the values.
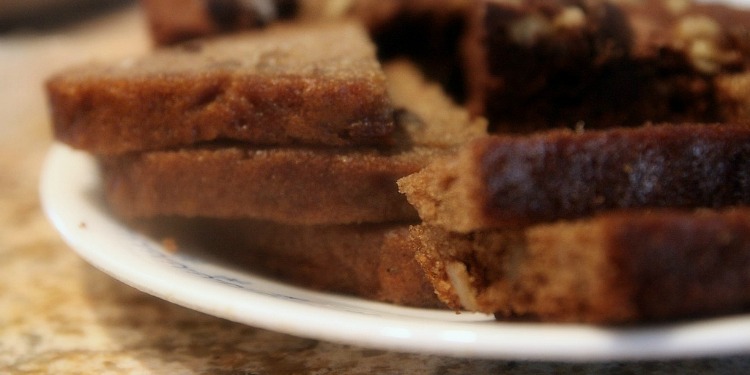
46, 0, 750, 324
399, 125, 750, 323
46, 20, 486, 307
397, 0, 750, 324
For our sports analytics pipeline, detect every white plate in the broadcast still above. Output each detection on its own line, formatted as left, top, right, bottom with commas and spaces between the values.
40, 143, 750, 361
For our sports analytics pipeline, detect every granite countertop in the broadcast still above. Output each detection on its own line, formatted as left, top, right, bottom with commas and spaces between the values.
2, 3, 750, 374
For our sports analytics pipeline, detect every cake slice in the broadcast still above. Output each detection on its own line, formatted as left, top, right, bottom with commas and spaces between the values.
398, 124, 750, 233
139, 0, 473, 97
410, 208, 750, 323
46, 21, 395, 155
140, 0, 472, 45
100, 61, 487, 224
463, 0, 750, 132
139, 0, 299, 45
140, 217, 441, 308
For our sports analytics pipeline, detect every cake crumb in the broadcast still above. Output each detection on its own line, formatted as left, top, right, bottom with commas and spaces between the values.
161, 237, 179, 253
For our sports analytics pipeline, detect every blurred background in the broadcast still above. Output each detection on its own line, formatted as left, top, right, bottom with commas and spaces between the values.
0, 0, 134, 31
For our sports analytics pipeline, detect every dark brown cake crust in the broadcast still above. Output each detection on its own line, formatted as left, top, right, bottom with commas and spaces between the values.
411, 208, 750, 323
140, 0, 299, 45
46, 21, 395, 155
464, 0, 632, 130
463, 0, 750, 132
400, 123, 750, 232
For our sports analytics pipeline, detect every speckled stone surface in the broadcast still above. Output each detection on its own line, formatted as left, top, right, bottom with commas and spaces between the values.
2, 3, 750, 374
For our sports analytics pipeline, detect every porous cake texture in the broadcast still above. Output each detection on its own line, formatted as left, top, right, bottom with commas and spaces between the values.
399, 124, 750, 232
47, 21, 395, 155
100, 61, 486, 224
410, 208, 750, 323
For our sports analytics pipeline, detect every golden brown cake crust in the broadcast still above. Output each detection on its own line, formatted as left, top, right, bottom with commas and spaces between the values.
400, 123, 750, 232
47, 21, 395, 155
101, 146, 427, 224
411, 208, 750, 324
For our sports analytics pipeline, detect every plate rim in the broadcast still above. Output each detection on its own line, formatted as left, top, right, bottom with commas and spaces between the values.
39, 143, 750, 361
